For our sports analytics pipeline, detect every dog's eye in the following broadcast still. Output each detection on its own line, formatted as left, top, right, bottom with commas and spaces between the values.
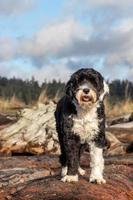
76, 88, 81, 92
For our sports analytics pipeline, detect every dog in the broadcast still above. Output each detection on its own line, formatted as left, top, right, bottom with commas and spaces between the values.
55, 68, 109, 183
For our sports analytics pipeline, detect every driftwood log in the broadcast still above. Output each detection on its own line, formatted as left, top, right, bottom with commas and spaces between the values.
0, 154, 133, 200
0, 113, 18, 126
107, 112, 133, 126
0, 103, 132, 199
0, 102, 132, 155
0, 102, 58, 155
0, 155, 60, 189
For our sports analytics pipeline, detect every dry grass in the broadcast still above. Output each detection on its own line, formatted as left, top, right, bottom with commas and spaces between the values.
0, 95, 25, 112
0, 93, 132, 118
38, 89, 49, 104
37, 91, 133, 117
105, 99, 133, 117
37, 89, 61, 104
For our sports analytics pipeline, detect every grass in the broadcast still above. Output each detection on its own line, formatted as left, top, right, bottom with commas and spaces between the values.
0, 96, 25, 112
37, 89, 61, 104
0, 94, 132, 118
105, 99, 133, 117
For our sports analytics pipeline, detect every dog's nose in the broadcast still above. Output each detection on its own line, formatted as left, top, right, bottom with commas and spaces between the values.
83, 88, 90, 94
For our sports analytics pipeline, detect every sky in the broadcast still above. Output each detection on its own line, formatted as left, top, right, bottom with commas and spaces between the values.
0, 0, 133, 83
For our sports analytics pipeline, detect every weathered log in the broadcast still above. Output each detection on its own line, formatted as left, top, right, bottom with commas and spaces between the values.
0, 168, 50, 188
107, 127, 133, 143
108, 112, 133, 126
105, 131, 125, 156
0, 104, 132, 199
0, 102, 132, 156
0, 154, 132, 200
108, 121, 133, 129
0, 102, 59, 155
0, 154, 60, 189
0, 113, 18, 126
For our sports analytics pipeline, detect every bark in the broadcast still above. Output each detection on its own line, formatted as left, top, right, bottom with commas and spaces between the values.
0, 154, 132, 200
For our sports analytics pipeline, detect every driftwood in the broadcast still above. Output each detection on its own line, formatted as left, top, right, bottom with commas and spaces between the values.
0, 154, 133, 200
0, 113, 18, 126
0, 168, 51, 188
108, 121, 133, 129
105, 131, 125, 156
0, 102, 59, 155
0, 103, 132, 199
0, 102, 132, 156
108, 112, 133, 126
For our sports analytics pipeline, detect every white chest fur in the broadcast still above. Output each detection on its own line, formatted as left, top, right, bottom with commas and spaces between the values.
72, 105, 99, 143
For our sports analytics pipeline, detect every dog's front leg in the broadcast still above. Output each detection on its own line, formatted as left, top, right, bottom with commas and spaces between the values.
89, 142, 106, 184
61, 135, 80, 182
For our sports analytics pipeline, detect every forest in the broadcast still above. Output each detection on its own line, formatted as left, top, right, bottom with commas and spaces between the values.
0, 76, 133, 105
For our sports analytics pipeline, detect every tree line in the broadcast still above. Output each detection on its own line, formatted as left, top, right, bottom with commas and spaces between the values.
0, 76, 132, 104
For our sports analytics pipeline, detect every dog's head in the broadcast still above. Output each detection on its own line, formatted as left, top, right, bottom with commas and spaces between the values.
66, 68, 109, 109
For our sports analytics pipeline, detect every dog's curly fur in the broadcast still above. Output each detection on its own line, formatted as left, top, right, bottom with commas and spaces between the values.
55, 68, 109, 183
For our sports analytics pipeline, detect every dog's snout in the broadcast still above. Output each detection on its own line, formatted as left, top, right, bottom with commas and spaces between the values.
83, 88, 90, 94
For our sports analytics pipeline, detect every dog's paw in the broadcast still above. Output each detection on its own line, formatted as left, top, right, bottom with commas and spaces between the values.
61, 166, 68, 177
89, 177, 106, 184
78, 167, 86, 176
61, 175, 78, 182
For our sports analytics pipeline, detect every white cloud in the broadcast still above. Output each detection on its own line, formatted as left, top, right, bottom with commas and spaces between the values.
1, 17, 133, 81
114, 18, 133, 32
88, 0, 132, 7
0, 0, 36, 15
0, 0, 133, 81
66, 0, 133, 29
17, 17, 133, 65
0, 37, 16, 61
32, 63, 74, 83
18, 19, 86, 64
70, 0, 133, 9
128, 67, 133, 81
0, 61, 74, 83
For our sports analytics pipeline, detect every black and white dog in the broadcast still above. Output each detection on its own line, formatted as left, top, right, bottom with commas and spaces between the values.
55, 68, 109, 183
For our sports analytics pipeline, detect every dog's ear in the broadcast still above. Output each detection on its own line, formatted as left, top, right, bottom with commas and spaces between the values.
65, 80, 73, 97
99, 81, 109, 101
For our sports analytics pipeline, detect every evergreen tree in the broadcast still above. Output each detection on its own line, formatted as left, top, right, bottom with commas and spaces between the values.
0, 76, 132, 105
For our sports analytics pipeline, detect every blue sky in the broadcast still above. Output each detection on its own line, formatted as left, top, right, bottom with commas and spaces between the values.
0, 0, 133, 82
